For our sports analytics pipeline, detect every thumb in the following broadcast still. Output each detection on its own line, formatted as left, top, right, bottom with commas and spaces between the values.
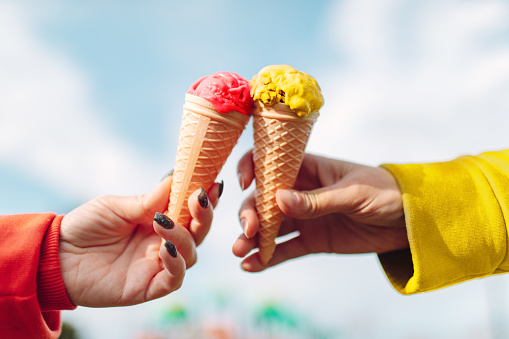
141, 174, 173, 215
101, 174, 173, 225
276, 185, 353, 220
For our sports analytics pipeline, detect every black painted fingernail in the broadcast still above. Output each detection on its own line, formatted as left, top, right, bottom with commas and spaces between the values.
218, 180, 224, 198
154, 212, 174, 229
161, 169, 174, 181
198, 187, 209, 208
164, 240, 178, 258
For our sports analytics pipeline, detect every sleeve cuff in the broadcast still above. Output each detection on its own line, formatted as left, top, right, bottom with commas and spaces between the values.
37, 215, 77, 311
379, 152, 509, 294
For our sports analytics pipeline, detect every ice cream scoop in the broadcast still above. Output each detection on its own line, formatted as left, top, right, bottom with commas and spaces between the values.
167, 72, 252, 227
250, 65, 324, 117
188, 71, 253, 115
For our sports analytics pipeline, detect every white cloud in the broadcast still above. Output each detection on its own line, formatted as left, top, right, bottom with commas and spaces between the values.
0, 3, 163, 200
309, 0, 509, 165
328, 0, 402, 67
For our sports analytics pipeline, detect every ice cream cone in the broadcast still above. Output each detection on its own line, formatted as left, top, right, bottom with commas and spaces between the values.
167, 93, 250, 226
252, 101, 319, 265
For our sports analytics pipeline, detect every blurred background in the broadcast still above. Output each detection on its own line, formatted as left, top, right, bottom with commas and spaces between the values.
1, 0, 509, 338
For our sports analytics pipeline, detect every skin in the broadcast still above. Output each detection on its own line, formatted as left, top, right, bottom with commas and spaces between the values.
59, 174, 220, 307
233, 150, 409, 272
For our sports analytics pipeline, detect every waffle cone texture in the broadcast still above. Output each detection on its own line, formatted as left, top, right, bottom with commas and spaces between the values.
168, 94, 250, 226
252, 101, 318, 265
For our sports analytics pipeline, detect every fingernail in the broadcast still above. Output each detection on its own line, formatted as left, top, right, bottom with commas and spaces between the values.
198, 187, 209, 208
238, 172, 244, 190
218, 180, 224, 198
164, 240, 178, 258
154, 212, 175, 229
241, 218, 250, 238
277, 189, 299, 209
161, 169, 174, 181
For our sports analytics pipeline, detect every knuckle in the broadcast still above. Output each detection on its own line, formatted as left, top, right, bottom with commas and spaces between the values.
136, 193, 154, 220
171, 275, 184, 293
94, 195, 110, 205
342, 183, 365, 212
91, 195, 114, 210
302, 192, 319, 218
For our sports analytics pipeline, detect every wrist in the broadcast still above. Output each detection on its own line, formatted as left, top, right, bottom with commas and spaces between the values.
376, 166, 405, 227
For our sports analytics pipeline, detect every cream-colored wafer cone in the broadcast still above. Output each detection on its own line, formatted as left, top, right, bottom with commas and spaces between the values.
167, 93, 250, 226
252, 101, 318, 265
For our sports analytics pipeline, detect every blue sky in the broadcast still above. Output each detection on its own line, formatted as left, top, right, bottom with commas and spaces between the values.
1, 0, 509, 338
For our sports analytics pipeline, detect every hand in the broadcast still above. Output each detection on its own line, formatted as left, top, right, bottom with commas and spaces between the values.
59, 174, 221, 307
233, 151, 408, 272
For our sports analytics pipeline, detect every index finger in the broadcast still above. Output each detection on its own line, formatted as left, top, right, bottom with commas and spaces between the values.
237, 149, 254, 191
188, 187, 214, 246
238, 191, 259, 239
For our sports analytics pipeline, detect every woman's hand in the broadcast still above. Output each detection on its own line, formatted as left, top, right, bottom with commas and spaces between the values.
233, 151, 408, 272
59, 174, 220, 307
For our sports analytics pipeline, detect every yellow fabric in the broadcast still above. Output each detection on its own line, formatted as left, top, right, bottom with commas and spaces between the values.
379, 150, 509, 294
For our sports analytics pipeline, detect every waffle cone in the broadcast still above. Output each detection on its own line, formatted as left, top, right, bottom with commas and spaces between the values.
168, 94, 250, 227
252, 101, 318, 265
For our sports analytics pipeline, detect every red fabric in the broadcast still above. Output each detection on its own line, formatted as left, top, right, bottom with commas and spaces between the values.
0, 213, 76, 339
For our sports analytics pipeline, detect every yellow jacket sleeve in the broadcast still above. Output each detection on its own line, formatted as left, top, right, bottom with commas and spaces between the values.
378, 150, 509, 294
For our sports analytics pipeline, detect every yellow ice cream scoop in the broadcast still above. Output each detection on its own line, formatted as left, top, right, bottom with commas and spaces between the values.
249, 64, 324, 117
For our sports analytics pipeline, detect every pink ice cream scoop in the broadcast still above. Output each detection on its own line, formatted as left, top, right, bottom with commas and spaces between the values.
187, 71, 253, 115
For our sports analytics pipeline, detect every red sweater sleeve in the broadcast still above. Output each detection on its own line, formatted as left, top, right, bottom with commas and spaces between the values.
0, 213, 76, 339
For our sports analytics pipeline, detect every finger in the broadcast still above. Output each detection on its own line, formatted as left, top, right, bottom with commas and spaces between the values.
238, 191, 259, 239
207, 181, 223, 209
237, 149, 254, 191
145, 240, 186, 300
232, 217, 300, 258
275, 216, 299, 237
237, 191, 298, 239
136, 173, 173, 222
153, 213, 197, 268
186, 182, 222, 246
276, 183, 355, 220
100, 174, 173, 225
188, 188, 213, 246
239, 252, 265, 272
240, 235, 309, 272
232, 233, 258, 258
